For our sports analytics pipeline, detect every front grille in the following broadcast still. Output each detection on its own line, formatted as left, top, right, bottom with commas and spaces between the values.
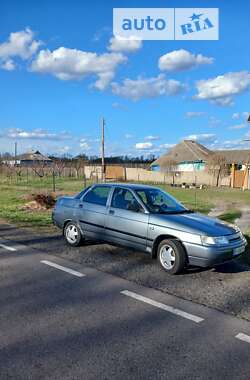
228, 232, 242, 243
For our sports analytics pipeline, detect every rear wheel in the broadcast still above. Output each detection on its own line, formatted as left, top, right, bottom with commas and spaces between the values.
157, 239, 186, 274
64, 222, 83, 247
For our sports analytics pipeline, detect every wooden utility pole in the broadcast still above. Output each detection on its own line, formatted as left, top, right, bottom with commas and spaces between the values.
14, 142, 17, 165
101, 117, 105, 181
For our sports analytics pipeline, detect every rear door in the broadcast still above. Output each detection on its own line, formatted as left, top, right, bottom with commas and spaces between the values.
78, 185, 111, 239
105, 187, 149, 251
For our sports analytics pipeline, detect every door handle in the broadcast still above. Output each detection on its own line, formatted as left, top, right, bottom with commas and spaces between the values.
109, 209, 115, 215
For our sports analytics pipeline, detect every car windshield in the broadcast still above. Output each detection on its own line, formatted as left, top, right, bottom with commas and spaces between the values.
136, 188, 191, 214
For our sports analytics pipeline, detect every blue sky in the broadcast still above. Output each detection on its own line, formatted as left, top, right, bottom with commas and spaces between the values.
0, 0, 250, 157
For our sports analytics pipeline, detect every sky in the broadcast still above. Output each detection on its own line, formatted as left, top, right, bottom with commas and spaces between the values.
0, 0, 250, 158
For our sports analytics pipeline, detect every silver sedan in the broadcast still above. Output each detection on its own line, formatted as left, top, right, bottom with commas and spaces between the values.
52, 183, 247, 274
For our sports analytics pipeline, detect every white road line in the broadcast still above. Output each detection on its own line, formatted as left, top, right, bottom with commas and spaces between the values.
236, 333, 250, 344
41, 260, 85, 278
121, 290, 204, 323
0, 243, 17, 252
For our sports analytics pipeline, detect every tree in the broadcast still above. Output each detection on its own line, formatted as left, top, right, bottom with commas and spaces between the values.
162, 159, 178, 185
207, 154, 229, 187
71, 157, 86, 178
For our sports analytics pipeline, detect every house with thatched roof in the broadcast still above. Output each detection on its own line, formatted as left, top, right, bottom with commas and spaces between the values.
17, 150, 52, 166
215, 150, 250, 166
151, 140, 212, 172
3, 150, 53, 167
151, 140, 250, 172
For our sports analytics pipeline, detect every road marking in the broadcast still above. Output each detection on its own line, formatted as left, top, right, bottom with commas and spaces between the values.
121, 290, 204, 323
41, 260, 85, 277
0, 243, 17, 252
236, 333, 250, 344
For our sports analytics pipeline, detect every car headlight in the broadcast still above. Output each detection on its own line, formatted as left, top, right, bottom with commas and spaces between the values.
201, 235, 229, 245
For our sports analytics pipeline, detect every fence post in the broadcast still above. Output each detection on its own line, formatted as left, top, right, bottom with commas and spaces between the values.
52, 170, 56, 192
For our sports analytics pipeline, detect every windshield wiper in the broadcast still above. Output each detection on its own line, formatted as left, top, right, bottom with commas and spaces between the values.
158, 209, 194, 215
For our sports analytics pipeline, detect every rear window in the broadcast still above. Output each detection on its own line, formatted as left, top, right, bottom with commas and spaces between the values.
83, 186, 110, 206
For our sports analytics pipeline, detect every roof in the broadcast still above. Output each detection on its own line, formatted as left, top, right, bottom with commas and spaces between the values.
17, 150, 52, 162
216, 150, 250, 164
91, 183, 159, 190
152, 140, 212, 167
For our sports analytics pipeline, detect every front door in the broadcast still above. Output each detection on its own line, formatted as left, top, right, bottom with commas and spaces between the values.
79, 185, 111, 240
105, 187, 149, 251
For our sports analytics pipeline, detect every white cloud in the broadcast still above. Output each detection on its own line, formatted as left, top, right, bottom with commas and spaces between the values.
135, 142, 153, 150
1, 128, 70, 141
159, 49, 213, 72
125, 134, 133, 139
0, 28, 41, 69
232, 112, 240, 120
144, 135, 160, 141
80, 141, 90, 150
215, 139, 250, 150
0, 59, 15, 71
185, 111, 206, 118
185, 133, 217, 143
243, 112, 249, 120
232, 112, 249, 121
30, 47, 127, 90
159, 143, 174, 149
209, 116, 221, 126
112, 74, 185, 101
108, 36, 142, 53
228, 123, 247, 130
195, 71, 250, 106
79, 138, 92, 151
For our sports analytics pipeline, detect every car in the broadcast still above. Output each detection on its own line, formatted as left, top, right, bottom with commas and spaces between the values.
52, 183, 247, 274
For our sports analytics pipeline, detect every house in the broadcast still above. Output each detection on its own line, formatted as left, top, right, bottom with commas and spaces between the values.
151, 140, 250, 172
151, 140, 212, 172
3, 150, 52, 167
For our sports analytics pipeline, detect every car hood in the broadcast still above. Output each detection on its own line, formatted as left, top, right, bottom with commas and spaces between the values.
149, 212, 236, 236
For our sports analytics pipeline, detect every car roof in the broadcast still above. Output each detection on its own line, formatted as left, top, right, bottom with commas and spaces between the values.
92, 183, 158, 190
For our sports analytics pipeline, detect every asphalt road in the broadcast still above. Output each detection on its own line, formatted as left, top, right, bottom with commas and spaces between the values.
1, 223, 250, 320
0, 228, 250, 379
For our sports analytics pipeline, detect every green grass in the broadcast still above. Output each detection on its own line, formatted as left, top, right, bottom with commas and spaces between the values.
0, 175, 249, 230
0, 175, 90, 229
217, 209, 242, 224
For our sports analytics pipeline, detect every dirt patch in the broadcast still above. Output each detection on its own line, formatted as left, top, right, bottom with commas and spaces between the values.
20, 193, 56, 212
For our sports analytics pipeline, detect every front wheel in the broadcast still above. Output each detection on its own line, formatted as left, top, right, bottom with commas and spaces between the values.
64, 222, 83, 247
157, 239, 186, 274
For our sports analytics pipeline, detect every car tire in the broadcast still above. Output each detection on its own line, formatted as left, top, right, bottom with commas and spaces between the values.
64, 221, 83, 247
157, 239, 186, 274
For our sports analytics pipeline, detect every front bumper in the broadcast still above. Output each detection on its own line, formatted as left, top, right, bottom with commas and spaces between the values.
183, 237, 247, 267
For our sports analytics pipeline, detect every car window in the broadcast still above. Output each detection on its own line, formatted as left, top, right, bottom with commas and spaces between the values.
111, 188, 142, 211
83, 186, 110, 206
136, 188, 187, 214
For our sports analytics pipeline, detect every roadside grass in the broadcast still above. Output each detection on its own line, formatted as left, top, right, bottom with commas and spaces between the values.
217, 209, 242, 224
0, 175, 250, 266
0, 176, 87, 229
0, 175, 249, 230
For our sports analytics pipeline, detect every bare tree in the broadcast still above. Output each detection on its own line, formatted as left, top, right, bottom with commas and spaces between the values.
31, 160, 47, 178
53, 159, 67, 177
71, 157, 86, 178
162, 159, 178, 185
207, 154, 229, 187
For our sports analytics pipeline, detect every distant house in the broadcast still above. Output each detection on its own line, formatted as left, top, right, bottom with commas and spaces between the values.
151, 140, 212, 172
215, 150, 250, 169
3, 150, 52, 167
151, 140, 250, 172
